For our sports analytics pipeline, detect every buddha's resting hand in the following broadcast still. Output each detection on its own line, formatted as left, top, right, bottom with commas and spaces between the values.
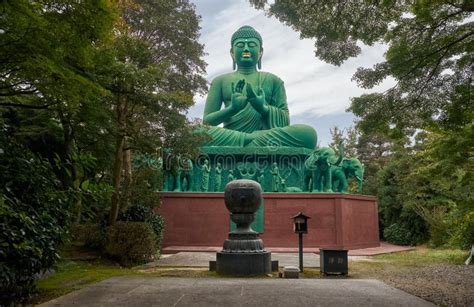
246, 83, 268, 116
230, 79, 248, 113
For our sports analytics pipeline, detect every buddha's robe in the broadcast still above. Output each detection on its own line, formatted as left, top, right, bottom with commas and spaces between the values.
203, 71, 317, 149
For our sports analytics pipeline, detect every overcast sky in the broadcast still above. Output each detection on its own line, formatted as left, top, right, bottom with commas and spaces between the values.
188, 0, 395, 146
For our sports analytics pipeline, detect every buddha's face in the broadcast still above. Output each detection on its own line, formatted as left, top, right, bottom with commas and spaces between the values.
231, 38, 262, 68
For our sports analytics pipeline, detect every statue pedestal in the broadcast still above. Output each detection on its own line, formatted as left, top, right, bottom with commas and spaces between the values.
157, 192, 379, 251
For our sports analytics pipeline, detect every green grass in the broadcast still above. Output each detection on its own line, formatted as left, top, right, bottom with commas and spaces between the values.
32, 259, 221, 304
32, 260, 139, 304
348, 246, 469, 279
362, 247, 468, 265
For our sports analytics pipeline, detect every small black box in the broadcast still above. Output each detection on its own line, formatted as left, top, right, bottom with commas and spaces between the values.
320, 249, 348, 275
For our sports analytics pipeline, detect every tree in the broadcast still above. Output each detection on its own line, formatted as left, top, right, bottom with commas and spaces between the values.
329, 125, 358, 158
250, 0, 473, 132
1, 0, 118, 224
103, 0, 207, 224
329, 126, 344, 152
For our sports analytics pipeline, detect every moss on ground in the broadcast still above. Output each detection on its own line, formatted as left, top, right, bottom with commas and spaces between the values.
32, 260, 136, 304
349, 247, 468, 278
370, 247, 467, 265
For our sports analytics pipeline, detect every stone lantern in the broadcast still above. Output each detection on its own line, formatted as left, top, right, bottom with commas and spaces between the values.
291, 212, 310, 272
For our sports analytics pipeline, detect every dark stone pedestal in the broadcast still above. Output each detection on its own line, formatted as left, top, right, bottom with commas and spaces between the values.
216, 251, 271, 275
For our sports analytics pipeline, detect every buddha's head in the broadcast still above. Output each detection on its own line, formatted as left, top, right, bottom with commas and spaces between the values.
230, 25, 263, 70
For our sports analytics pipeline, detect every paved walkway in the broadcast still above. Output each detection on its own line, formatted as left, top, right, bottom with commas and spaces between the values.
40, 277, 433, 306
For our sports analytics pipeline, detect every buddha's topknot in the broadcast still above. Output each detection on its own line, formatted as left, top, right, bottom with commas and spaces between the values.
231, 25, 262, 47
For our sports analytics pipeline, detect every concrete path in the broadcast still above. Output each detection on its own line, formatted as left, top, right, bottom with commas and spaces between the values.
142, 252, 322, 268
40, 277, 433, 307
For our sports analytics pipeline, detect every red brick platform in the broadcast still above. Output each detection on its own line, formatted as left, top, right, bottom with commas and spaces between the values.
158, 192, 380, 251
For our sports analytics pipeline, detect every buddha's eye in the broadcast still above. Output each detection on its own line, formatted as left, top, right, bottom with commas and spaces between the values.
248, 42, 257, 47
235, 42, 245, 48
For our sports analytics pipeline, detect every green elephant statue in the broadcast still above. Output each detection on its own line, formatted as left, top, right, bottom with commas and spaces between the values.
304, 143, 343, 192
331, 158, 365, 193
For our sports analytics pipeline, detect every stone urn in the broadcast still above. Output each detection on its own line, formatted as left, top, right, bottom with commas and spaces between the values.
216, 179, 271, 275
224, 179, 262, 234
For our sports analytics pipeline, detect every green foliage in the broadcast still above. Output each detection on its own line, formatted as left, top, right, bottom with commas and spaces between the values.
71, 224, 105, 250
123, 166, 162, 209
62, 153, 114, 223
406, 125, 473, 248
119, 205, 165, 252
0, 0, 116, 106
383, 223, 416, 246
0, 132, 70, 304
374, 124, 473, 248
251, 0, 473, 132
376, 153, 428, 243
448, 211, 474, 250
329, 126, 358, 158
104, 0, 208, 153
105, 222, 157, 267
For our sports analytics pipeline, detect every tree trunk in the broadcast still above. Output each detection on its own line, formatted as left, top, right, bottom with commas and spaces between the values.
122, 141, 132, 210
58, 106, 83, 223
109, 95, 128, 225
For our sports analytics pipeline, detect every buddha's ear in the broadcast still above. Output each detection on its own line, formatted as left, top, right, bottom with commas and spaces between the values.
230, 49, 236, 70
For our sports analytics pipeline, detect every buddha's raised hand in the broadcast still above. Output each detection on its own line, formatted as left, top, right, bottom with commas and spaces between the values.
246, 83, 268, 116
230, 80, 248, 113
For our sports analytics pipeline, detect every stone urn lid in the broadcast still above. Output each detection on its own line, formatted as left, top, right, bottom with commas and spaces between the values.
224, 179, 262, 214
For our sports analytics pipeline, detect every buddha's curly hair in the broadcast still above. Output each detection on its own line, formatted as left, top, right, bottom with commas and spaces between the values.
231, 25, 262, 47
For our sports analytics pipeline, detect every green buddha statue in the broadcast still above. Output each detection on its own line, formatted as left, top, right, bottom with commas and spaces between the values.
202, 25, 317, 149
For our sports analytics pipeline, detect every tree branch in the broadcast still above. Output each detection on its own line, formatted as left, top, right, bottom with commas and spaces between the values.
0, 89, 37, 96
398, 30, 473, 81
0, 101, 58, 109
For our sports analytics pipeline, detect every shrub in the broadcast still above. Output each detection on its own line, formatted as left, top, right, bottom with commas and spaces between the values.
379, 204, 428, 246
384, 223, 420, 246
118, 205, 165, 253
448, 211, 474, 250
71, 223, 105, 249
415, 205, 450, 247
105, 222, 157, 266
0, 135, 70, 304
148, 213, 165, 251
